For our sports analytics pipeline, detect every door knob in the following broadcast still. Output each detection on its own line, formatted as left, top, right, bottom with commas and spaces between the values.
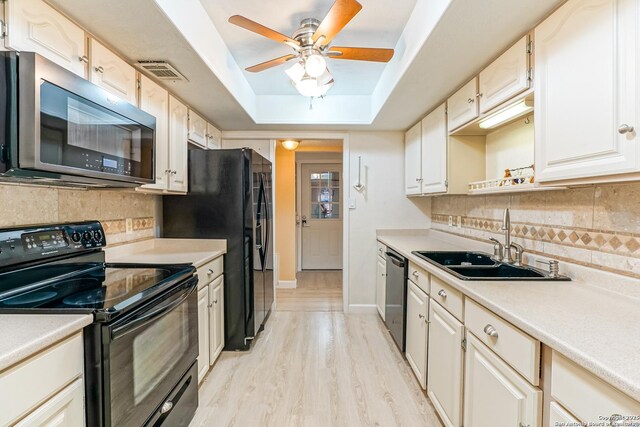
618, 124, 635, 134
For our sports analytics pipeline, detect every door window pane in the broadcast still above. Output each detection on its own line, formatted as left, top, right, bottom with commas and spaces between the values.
310, 170, 340, 219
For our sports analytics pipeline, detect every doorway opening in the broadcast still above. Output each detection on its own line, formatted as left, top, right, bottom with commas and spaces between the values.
274, 140, 344, 312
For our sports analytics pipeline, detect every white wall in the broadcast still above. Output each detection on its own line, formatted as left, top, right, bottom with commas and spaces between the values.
348, 132, 432, 308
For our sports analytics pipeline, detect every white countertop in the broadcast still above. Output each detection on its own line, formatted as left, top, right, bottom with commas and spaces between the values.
377, 229, 640, 402
105, 238, 226, 267
0, 314, 92, 372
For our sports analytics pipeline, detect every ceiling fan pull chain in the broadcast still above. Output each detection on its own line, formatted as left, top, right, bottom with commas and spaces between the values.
309, 97, 313, 110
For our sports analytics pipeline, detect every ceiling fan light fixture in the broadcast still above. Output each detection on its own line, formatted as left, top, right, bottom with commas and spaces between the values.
295, 76, 321, 97
304, 53, 326, 78
281, 140, 300, 150
285, 62, 305, 83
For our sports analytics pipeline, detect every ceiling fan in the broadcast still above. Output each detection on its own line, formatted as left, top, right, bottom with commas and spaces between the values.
228, 0, 394, 98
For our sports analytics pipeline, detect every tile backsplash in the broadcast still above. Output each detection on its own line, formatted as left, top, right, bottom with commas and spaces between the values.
431, 183, 640, 279
0, 184, 158, 245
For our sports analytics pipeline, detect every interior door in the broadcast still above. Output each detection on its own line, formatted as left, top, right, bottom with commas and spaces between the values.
301, 163, 343, 270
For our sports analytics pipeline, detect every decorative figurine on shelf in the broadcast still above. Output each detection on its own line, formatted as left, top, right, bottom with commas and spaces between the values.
500, 168, 513, 186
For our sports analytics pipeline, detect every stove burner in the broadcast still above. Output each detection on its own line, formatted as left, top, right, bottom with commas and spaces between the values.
2, 291, 58, 305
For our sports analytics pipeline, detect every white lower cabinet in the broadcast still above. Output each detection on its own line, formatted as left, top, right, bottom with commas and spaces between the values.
549, 401, 580, 425
463, 333, 542, 427
376, 256, 386, 320
15, 378, 84, 426
208, 275, 225, 366
405, 280, 429, 389
427, 300, 464, 427
197, 285, 210, 383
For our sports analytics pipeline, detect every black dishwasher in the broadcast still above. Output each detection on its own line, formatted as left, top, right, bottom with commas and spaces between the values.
384, 248, 408, 351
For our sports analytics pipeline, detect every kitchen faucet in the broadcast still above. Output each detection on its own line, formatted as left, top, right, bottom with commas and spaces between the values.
489, 208, 524, 265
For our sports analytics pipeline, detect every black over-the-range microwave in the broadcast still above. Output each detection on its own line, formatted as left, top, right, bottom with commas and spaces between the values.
0, 51, 156, 187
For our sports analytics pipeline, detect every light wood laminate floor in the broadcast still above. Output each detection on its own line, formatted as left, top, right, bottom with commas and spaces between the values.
191, 311, 443, 427
276, 271, 343, 312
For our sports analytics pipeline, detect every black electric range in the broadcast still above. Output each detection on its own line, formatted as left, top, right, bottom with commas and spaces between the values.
0, 221, 199, 427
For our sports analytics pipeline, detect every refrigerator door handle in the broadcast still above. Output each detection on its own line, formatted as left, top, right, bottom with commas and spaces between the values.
261, 173, 270, 272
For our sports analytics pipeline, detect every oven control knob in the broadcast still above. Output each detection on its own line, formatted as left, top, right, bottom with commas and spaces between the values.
82, 231, 92, 242
71, 232, 82, 243
93, 230, 103, 242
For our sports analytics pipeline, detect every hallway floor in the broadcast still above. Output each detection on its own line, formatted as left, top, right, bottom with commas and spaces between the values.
276, 270, 343, 312
191, 311, 442, 427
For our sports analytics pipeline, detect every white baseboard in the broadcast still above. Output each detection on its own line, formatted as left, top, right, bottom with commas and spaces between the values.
276, 280, 297, 289
347, 304, 378, 314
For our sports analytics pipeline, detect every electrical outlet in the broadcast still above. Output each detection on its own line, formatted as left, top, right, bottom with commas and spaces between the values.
448, 215, 453, 227
457, 216, 462, 228
125, 218, 133, 234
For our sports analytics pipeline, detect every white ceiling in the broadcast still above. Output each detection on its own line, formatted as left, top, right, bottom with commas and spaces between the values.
201, 0, 417, 96
49, 0, 565, 130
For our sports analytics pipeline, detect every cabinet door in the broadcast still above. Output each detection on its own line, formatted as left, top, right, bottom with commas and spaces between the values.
549, 402, 581, 426
479, 36, 530, 113
209, 276, 225, 366
405, 122, 422, 195
405, 280, 429, 389
207, 123, 222, 150
15, 378, 84, 426
139, 75, 169, 191
420, 103, 448, 194
447, 78, 478, 131
375, 256, 386, 320
168, 95, 189, 192
464, 333, 542, 427
427, 300, 464, 427
5, 0, 86, 76
188, 109, 208, 148
535, 0, 639, 182
90, 39, 137, 104
197, 286, 209, 384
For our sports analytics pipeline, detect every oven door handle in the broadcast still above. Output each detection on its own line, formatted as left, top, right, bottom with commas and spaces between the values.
386, 252, 405, 268
110, 278, 198, 341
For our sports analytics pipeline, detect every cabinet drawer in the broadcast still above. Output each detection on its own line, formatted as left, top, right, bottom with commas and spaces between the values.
551, 351, 640, 424
0, 333, 84, 425
408, 262, 429, 295
430, 275, 463, 322
465, 299, 540, 385
376, 241, 386, 260
15, 378, 84, 426
197, 256, 224, 289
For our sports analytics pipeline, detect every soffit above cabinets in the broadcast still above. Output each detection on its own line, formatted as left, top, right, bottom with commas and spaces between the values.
48, 0, 564, 130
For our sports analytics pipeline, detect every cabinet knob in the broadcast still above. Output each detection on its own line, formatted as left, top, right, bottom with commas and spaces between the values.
438, 289, 447, 299
207, 269, 214, 275
610, 414, 624, 427
213, 299, 218, 304
467, 98, 475, 104
172, 170, 177, 175
412, 271, 419, 278
418, 313, 425, 319
476, 92, 483, 98
78, 55, 89, 64
94, 65, 104, 74
207, 303, 213, 308
415, 178, 423, 182
618, 124, 635, 134
483, 324, 499, 338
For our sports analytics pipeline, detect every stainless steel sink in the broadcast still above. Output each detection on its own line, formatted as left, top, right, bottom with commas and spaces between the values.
411, 250, 570, 281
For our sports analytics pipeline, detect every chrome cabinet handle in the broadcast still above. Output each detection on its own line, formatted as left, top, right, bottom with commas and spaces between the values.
94, 65, 104, 74
161, 401, 173, 414
467, 98, 475, 103
172, 170, 177, 175
610, 414, 624, 427
412, 271, 419, 278
484, 324, 499, 338
207, 303, 213, 308
78, 55, 89, 64
618, 124, 635, 134
207, 269, 214, 275
438, 289, 447, 298
476, 92, 483, 98
213, 299, 218, 304
418, 314, 425, 319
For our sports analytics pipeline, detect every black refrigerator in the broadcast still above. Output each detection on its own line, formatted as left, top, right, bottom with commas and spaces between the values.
163, 148, 274, 351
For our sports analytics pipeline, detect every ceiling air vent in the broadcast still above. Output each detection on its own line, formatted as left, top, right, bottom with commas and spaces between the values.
136, 60, 187, 81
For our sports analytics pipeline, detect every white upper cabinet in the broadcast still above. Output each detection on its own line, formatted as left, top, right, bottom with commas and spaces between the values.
207, 122, 222, 150
90, 39, 137, 104
139, 75, 169, 191
427, 300, 464, 427
535, 0, 640, 183
5, 0, 87, 76
447, 78, 479, 131
405, 122, 422, 195
169, 95, 189, 193
464, 333, 542, 427
420, 103, 448, 194
405, 280, 429, 389
188, 109, 208, 148
478, 35, 531, 113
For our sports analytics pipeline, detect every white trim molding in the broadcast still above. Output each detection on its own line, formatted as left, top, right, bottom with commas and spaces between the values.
276, 280, 297, 289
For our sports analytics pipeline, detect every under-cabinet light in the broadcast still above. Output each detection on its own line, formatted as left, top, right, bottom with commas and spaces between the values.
478, 99, 533, 129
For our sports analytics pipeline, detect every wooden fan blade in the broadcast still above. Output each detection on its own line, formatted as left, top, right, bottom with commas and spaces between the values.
327, 47, 394, 62
229, 15, 299, 46
245, 54, 297, 73
312, 0, 363, 46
